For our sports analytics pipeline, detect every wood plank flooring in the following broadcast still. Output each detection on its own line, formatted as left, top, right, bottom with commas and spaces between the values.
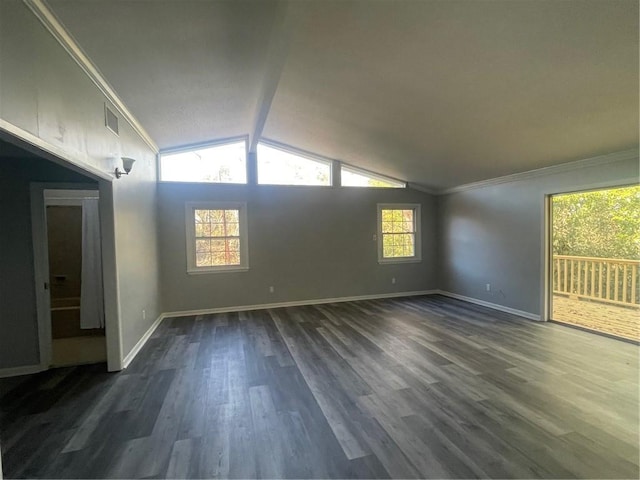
1, 295, 638, 478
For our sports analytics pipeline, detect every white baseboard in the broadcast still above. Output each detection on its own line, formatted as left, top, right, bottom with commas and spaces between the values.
120, 290, 436, 368
122, 314, 165, 369
0, 364, 45, 379
162, 290, 438, 320
108, 289, 543, 370
436, 290, 541, 321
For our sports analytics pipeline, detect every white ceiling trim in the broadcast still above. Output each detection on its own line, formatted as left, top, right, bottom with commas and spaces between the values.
407, 183, 438, 195
439, 149, 639, 196
23, 0, 159, 153
158, 135, 249, 155
259, 137, 338, 165
0, 118, 112, 181
248, 0, 294, 153
341, 163, 407, 188
260, 137, 423, 191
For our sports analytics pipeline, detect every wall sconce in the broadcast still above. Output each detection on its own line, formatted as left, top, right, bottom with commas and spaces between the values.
115, 157, 136, 178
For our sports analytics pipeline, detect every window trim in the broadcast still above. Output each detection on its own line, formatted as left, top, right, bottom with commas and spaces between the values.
342, 164, 406, 188
257, 139, 334, 186
377, 203, 422, 264
185, 201, 249, 274
159, 136, 249, 184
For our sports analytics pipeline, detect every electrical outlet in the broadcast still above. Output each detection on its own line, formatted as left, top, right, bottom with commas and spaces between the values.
372, 234, 377, 241
486, 283, 491, 292
142, 309, 146, 320
392, 277, 396, 284
269, 286, 274, 293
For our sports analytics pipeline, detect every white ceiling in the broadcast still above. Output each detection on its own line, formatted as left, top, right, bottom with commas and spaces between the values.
47, 0, 638, 190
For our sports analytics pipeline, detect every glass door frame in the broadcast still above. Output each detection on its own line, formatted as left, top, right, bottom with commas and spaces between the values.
544, 181, 639, 326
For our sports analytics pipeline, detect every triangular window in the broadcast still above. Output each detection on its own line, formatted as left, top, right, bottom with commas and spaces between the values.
160, 140, 247, 183
341, 165, 405, 188
257, 142, 331, 186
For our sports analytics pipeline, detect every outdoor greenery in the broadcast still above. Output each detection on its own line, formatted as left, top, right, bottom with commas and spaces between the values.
552, 185, 640, 259
194, 209, 241, 266
381, 209, 416, 258
341, 168, 403, 188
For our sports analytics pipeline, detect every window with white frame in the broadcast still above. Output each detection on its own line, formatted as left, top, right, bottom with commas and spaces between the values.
257, 142, 331, 186
342, 165, 405, 188
185, 202, 248, 273
377, 204, 421, 263
160, 139, 247, 183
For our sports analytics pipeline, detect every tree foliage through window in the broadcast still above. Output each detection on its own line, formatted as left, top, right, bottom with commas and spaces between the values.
381, 209, 416, 258
194, 209, 241, 266
552, 185, 640, 259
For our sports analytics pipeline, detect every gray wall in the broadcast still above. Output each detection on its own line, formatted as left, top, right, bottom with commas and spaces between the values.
0, 0, 634, 375
159, 184, 437, 312
0, 0, 161, 366
438, 155, 639, 317
111, 158, 161, 357
0, 154, 94, 369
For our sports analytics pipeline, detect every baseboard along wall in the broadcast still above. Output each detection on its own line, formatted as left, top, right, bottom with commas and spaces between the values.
2, 289, 540, 376
436, 290, 541, 321
161, 290, 438, 319
123, 289, 542, 370
121, 313, 165, 369
122, 290, 436, 369
0, 364, 46, 379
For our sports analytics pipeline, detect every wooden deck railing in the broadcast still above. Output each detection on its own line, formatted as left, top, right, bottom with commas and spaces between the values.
553, 255, 640, 307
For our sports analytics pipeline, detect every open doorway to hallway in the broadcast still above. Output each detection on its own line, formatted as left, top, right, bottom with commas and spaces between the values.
43, 189, 107, 367
550, 185, 639, 341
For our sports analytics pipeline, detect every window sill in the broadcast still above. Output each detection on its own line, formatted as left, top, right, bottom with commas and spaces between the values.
187, 266, 249, 275
378, 258, 422, 265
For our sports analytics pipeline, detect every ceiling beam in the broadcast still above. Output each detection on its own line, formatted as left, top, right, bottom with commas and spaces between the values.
248, 0, 296, 154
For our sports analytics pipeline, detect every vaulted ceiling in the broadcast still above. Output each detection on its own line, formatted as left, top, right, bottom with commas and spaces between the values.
47, 0, 638, 190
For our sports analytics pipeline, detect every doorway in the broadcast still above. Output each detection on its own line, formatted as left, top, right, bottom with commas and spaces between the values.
549, 184, 640, 341
40, 189, 107, 367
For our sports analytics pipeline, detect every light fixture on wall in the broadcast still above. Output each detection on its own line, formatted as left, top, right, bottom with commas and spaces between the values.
115, 157, 136, 178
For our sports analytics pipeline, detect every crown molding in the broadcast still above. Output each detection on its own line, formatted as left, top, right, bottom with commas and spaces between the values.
439, 149, 639, 195
23, 0, 159, 154
407, 182, 438, 195
0, 119, 113, 180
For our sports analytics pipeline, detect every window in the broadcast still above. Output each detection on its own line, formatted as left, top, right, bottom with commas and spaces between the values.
257, 142, 331, 186
377, 204, 421, 263
160, 140, 247, 183
342, 165, 405, 188
185, 202, 248, 273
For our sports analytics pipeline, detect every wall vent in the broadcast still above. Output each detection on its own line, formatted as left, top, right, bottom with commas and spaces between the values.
104, 104, 119, 136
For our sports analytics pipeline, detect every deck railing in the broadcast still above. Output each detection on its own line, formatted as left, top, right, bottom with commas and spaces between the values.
553, 255, 640, 307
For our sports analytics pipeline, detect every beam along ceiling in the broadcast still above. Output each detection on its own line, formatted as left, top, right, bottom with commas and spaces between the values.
47, 0, 638, 190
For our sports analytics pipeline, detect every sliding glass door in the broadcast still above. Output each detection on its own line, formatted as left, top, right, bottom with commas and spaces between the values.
549, 185, 639, 341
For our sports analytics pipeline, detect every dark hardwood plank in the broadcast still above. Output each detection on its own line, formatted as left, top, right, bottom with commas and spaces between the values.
1, 295, 637, 479
165, 437, 195, 479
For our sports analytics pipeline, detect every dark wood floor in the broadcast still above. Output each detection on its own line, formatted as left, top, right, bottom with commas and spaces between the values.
1, 295, 638, 479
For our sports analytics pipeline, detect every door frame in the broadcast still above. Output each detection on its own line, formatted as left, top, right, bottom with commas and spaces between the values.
30, 183, 122, 370
541, 178, 639, 322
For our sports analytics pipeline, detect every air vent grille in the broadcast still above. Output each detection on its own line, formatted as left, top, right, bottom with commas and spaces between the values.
104, 104, 119, 136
